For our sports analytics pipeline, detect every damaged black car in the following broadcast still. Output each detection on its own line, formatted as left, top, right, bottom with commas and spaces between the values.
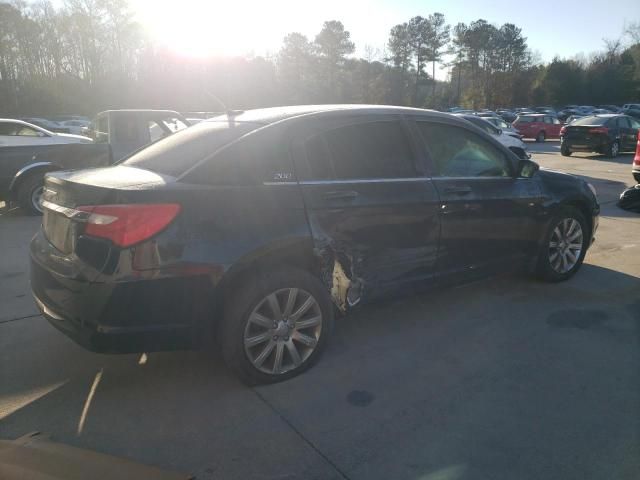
30, 105, 600, 384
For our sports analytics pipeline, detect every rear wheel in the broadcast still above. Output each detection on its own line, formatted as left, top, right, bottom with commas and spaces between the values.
219, 267, 334, 385
560, 144, 572, 156
606, 140, 620, 158
536, 131, 546, 142
633, 172, 640, 183
17, 174, 45, 215
535, 206, 589, 282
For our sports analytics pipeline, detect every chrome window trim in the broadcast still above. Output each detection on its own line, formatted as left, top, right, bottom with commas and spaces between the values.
263, 176, 520, 186
299, 178, 431, 185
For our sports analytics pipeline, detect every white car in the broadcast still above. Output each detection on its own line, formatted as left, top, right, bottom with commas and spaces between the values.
0, 119, 92, 147
455, 114, 530, 159
60, 119, 91, 135
477, 114, 522, 138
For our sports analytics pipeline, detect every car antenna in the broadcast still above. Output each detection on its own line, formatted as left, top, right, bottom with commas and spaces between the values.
204, 90, 244, 117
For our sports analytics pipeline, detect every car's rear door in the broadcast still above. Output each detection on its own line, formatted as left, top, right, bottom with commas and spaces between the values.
291, 114, 441, 302
411, 118, 542, 276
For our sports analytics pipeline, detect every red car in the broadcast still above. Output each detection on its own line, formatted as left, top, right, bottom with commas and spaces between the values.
513, 114, 563, 142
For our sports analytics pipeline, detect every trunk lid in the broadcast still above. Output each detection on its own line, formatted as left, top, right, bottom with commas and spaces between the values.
41, 165, 175, 255
564, 125, 605, 142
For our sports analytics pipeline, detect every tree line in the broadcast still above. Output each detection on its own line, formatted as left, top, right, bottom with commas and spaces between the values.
1, 0, 639, 117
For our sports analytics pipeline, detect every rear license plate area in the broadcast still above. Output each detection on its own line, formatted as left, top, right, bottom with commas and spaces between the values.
43, 209, 74, 254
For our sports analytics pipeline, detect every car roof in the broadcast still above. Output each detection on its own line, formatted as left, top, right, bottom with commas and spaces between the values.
203, 104, 453, 126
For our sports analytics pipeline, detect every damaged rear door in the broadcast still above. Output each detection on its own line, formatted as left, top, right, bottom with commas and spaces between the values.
291, 114, 441, 308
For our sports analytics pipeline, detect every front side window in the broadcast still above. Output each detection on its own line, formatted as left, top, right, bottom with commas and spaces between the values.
417, 122, 511, 178
0, 123, 20, 135
304, 121, 416, 181
95, 115, 108, 144
617, 117, 631, 129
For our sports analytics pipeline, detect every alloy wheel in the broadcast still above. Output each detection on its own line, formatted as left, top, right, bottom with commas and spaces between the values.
243, 288, 322, 375
610, 141, 619, 157
548, 218, 583, 274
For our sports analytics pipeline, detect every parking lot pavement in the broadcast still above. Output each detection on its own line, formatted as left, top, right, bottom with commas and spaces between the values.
1, 144, 639, 480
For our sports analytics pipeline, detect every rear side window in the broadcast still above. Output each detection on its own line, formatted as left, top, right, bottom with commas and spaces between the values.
122, 121, 259, 177
181, 126, 293, 186
516, 116, 533, 123
303, 121, 416, 180
417, 122, 511, 178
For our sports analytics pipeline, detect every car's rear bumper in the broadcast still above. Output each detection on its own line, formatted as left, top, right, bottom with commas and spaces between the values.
30, 231, 204, 353
561, 137, 609, 152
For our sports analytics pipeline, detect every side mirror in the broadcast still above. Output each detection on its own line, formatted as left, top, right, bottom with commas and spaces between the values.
517, 159, 539, 178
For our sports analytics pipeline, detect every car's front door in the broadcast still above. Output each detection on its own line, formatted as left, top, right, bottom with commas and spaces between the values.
292, 115, 442, 303
618, 116, 636, 150
412, 118, 543, 276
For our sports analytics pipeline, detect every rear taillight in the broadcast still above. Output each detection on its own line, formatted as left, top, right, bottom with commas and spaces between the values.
588, 127, 609, 134
634, 131, 640, 165
77, 204, 181, 247
560, 126, 567, 135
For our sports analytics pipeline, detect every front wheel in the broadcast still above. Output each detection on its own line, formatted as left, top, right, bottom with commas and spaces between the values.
535, 207, 589, 282
536, 131, 546, 142
560, 144, 572, 157
219, 267, 334, 385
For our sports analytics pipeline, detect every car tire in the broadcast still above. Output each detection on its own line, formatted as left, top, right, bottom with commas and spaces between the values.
634, 172, 640, 184
560, 144, 572, 157
536, 131, 546, 142
606, 140, 620, 158
535, 206, 589, 282
17, 174, 45, 215
218, 266, 334, 385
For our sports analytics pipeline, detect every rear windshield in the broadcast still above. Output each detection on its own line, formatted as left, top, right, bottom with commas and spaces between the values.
121, 120, 260, 176
571, 116, 609, 126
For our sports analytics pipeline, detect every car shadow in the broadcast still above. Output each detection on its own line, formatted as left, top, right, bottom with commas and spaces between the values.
570, 152, 634, 166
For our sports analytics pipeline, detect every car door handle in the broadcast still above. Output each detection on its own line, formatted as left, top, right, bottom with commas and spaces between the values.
323, 190, 359, 200
443, 186, 472, 195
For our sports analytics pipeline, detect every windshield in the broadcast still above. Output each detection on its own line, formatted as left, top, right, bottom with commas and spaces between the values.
122, 120, 260, 176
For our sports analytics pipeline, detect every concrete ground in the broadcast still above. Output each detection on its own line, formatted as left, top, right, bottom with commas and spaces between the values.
1, 142, 639, 480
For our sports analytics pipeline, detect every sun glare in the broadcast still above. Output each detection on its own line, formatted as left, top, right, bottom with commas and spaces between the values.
134, 0, 304, 57
133, 0, 384, 58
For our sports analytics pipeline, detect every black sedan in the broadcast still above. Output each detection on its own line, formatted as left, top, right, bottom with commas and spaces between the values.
30, 105, 600, 384
560, 114, 640, 157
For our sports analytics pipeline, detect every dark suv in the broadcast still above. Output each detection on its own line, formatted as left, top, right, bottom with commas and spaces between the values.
31, 105, 600, 384
560, 114, 640, 158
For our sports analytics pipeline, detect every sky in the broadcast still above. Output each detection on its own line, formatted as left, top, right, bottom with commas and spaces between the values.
131, 0, 640, 79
